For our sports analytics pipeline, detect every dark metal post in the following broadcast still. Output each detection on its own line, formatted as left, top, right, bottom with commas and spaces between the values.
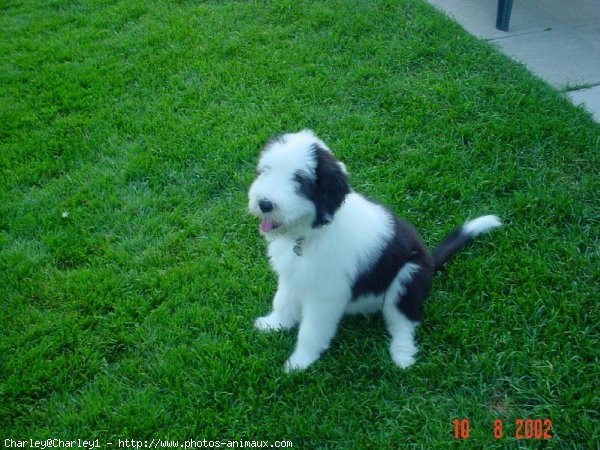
496, 0, 514, 31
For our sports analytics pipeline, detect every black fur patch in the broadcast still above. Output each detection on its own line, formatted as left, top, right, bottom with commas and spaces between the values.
431, 226, 471, 271
351, 213, 434, 322
396, 264, 433, 322
293, 170, 316, 200
311, 145, 350, 227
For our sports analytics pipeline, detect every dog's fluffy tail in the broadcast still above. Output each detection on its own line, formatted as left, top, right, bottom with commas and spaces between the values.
432, 215, 502, 272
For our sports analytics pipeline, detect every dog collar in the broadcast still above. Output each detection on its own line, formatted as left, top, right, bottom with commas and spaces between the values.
293, 237, 304, 256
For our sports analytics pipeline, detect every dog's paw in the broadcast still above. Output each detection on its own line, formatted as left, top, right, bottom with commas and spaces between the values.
254, 314, 287, 332
284, 351, 318, 373
391, 352, 415, 369
390, 345, 417, 369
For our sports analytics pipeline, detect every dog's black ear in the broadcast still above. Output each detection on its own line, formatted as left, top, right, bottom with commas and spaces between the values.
312, 145, 350, 227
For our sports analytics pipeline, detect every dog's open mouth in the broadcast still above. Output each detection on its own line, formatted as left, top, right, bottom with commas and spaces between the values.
260, 218, 280, 233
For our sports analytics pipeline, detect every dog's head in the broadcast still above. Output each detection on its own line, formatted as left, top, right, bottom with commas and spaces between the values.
248, 130, 350, 237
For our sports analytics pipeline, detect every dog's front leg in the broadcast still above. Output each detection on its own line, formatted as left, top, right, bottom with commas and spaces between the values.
255, 280, 300, 332
284, 295, 347, 372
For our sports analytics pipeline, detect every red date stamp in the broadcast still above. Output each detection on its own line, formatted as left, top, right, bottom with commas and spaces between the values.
453, 418, 553, 440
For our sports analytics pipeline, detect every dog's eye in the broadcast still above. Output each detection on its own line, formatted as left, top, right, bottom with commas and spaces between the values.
293, 172, 308, 184
294, 169, 313, 182
293, 171, 315, 198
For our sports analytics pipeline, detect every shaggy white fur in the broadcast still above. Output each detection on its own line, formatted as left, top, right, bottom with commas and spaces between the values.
249, 130, 501, 372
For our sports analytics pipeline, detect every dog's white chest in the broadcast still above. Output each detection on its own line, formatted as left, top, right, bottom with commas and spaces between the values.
268, 237, 304, 273
267, 233, 356, 298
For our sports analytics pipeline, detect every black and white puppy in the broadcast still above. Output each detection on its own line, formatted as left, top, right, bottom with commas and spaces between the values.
248, 130, 501, 372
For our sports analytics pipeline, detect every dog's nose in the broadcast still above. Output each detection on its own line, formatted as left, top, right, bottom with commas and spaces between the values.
259, 199, 274, 213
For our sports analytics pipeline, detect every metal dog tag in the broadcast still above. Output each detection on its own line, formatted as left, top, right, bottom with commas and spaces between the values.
293, 238, 304, 256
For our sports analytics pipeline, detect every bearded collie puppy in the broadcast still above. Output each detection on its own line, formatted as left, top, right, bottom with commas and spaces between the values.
248, 130, 501, 372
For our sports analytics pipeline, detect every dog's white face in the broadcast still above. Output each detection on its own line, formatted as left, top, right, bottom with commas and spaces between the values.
248, 130, 349, 237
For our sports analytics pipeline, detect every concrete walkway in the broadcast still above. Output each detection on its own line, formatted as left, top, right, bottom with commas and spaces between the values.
425, 0, 600, 123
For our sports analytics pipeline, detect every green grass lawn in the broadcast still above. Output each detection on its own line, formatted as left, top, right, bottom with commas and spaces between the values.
1, 0, 598, 447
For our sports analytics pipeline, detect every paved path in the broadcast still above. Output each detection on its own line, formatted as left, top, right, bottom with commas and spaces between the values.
426, 0, 600, 122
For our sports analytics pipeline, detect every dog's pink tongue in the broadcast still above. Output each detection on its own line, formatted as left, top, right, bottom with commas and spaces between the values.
260, 219, 274, 233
